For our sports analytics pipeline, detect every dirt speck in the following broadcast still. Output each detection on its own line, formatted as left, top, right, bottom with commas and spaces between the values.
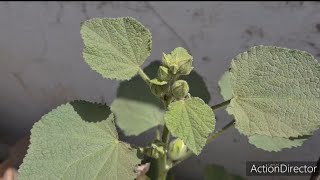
192, 8, 205, 20
244, 26, 264, 38
202, 56, 211, 62
307, 42, 316, 48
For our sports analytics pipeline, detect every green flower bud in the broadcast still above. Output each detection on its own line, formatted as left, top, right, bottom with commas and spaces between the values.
158, 66, 172, 81
161, 47, 193, 76
150, 83, 168, 98
143, 142, 165, 159
171, 80, 189, 99
177, 59, 193, 76
162, 52, 171, 68
168, 138, 188, 161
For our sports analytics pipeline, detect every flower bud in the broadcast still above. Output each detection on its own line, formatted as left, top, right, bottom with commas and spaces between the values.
150, 83, 168, 98
161, 47, 193, 76
158, 66, 171, 81
177, 59, 193, 76
171, 80, 189, 99
143, 142, 165, 159
168, 138, 188, 161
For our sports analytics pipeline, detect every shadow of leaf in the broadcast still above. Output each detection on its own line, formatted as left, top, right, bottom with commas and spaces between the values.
70, 100, 111, 123
182, 70, 211, 104
112, 60, 211, 136
116, 61, 163, 107
116, 60, 211, 107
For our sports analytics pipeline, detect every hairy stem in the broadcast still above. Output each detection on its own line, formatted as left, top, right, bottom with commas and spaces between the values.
206, 119, 235, 144
162, 126, 170, 147
138, 68, 150, 85
156, 125, 161, 140
211, 99, 231, 110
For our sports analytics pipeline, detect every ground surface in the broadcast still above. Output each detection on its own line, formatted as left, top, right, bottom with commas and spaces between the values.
0, 2, 320, 180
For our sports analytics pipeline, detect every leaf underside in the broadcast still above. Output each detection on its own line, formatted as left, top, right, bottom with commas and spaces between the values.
111, 61, 164, 136
218, 71, 232, 100
19, 101, 140, 180
81, 17, 152, 80
248, 135, 307, 152
164, 97, 215, 155
219, 45, 320, 151
111, 60, 212, 136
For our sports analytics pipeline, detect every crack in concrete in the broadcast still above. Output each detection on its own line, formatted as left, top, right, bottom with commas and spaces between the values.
11, 72, 33, 98
81, 2, 89, 20
144, 1, 191, 52
55, 2, 64, 24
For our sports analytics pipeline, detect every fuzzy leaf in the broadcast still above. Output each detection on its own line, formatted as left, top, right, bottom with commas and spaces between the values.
164, 97, 215, 155
111, 61, 164, 136
218, 71, 233, 100
19, 101, 140, 180
226, 46, 320, 138
248, 135, 307, 152
111, 98, 164, 136
81, 17, 152, 80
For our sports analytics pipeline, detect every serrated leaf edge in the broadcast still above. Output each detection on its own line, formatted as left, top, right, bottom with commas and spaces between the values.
80, 17, 153, 81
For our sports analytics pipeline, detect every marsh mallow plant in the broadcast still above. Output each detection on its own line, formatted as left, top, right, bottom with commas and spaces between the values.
18, 17, 320, 180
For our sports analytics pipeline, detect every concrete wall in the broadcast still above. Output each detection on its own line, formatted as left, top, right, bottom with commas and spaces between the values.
0, 1, 320, 179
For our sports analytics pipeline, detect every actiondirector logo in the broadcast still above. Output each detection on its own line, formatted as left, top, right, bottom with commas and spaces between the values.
246, 161, 318, 176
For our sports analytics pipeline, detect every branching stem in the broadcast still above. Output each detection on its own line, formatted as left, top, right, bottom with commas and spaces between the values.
138, 68, 150, 85
211, 99, 231, 110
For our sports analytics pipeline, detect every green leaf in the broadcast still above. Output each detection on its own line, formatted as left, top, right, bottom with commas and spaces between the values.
111, 61, 164, 136
226, 45, 320, 138
149, 78, 168, 85
19, 101, 141, 180
204, 164, 246, 180
81, 17, 152, 80
164, 97, 215, 155
248, 135, 307, 152
218, 70, 233, 100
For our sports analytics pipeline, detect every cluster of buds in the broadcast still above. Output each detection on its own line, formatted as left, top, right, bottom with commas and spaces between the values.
162, 47, 194, 76
149, 47, 193, 100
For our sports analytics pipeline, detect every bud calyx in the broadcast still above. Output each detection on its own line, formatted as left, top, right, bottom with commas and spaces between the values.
171, 80, 189, 99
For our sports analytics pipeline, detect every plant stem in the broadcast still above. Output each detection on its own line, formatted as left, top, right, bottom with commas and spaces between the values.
211, 99, 231, 110
157, 158, 169, 180
138, 68, 150, 85
156, 95, 172, 180
161, 125, 170, 148
206, 119, 235, 144
155, 125, 170, 180
156, 125, 161, 140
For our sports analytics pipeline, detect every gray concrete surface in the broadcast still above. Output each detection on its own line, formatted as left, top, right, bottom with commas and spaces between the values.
0, 1, 320, 179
